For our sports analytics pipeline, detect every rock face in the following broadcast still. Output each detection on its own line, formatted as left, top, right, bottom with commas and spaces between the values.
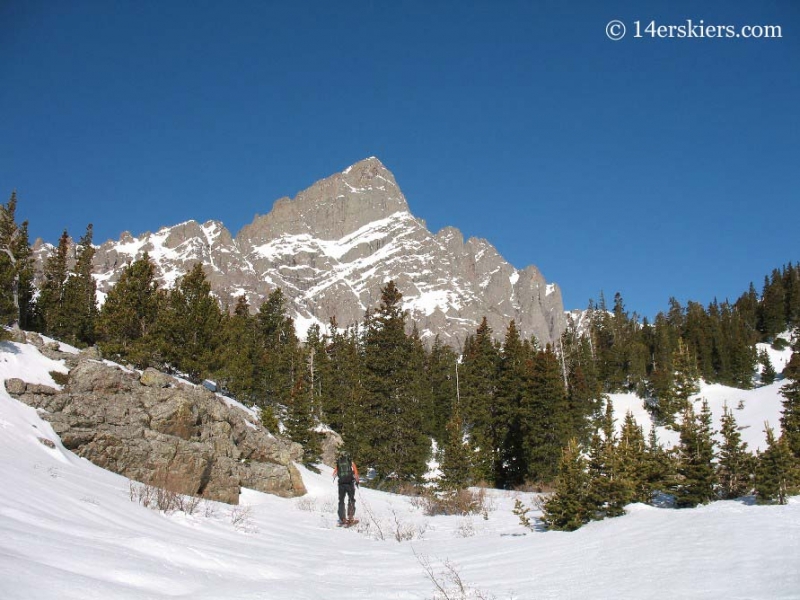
34, 157, 566, 347
6, 356, 306, 504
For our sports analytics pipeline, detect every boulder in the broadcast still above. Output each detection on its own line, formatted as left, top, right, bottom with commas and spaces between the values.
13, 357, 306, 504
5, 378, 26, 395
67, 360, 136, 393
140, 368, 174, 389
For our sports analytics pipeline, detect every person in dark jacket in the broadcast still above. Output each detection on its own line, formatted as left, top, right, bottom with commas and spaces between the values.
333, 453, 360, 525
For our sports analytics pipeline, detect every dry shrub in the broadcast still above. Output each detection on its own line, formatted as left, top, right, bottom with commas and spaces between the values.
128, 481, 209, 516
416, 488, 493, 517
514, 481, 555, 494
49, 370, 69, 386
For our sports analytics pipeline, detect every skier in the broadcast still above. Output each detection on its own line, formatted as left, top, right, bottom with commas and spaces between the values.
333, 452, 360, 526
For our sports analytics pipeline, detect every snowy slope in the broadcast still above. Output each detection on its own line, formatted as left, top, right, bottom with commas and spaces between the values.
611, 340, 795, 452
2, 341, 800, 599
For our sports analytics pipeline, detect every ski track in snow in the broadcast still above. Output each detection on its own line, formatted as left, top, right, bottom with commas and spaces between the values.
1, 340, 800, 599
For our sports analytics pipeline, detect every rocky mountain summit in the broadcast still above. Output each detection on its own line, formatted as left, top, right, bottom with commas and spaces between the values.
45, 157, 566, 347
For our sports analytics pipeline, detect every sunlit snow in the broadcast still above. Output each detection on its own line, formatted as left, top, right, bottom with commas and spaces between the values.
1, 340, 799, 599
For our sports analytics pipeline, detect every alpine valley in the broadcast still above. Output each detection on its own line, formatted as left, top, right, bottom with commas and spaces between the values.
34, 157, 565, 347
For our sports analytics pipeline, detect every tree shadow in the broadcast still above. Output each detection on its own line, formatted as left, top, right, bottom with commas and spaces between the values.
0, 341, 22, 355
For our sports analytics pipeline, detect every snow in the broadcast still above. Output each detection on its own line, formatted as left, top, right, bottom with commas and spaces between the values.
2, 341, 800, 599
610, 341, 794, 452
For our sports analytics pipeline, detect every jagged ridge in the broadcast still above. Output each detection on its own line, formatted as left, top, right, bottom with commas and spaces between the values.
41, 157, 566, 347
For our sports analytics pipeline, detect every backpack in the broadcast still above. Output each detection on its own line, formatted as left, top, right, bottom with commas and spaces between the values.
336, 455, 354, 484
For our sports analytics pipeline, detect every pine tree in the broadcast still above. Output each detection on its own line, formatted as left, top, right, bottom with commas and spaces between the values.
754, 424, 797, 505
717, 404, 754, 499
460, 318, 501, 484
96, 253, 163, 367
158, 263, 222, 381
438, 404, 473, 490
60, 224, 98, 347
304, 322, 329, 421
38, 230, 70, 339
672, 401, 717, 508
585, 399, 633, 518
642, 427, 671, 501
0, 191, 34, 330
541, 439, 592, 531
617, 411, 650, 504
780, 351, 800, 458
256, 288, 299, 408
215, 296, 260, 402
783, 263, 800, 328
758, 271, 786, 341
284, 344, 323, 468
649, 338, 700, 426
672, 339, 701, 411
322, 323, 366, 458
497, 321, 527, 487
425, 335, 458, 443
361, 281, 429, 481
523, 344, 570, 485
758, 349, 777, 386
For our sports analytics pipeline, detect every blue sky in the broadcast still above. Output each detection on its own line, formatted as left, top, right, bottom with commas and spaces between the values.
1, 0, 797, 319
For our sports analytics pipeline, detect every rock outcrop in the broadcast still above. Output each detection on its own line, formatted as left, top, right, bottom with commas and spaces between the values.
6, 354, 306, 504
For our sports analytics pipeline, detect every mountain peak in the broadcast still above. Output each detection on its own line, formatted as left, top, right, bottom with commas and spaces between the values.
238, 157, 409, 242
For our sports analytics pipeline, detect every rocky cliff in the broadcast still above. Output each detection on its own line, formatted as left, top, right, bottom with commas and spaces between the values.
37, 157, 566, 347
5, 338, 306, 504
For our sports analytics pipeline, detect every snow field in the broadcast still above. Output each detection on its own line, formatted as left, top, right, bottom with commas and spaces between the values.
1, 340, 799, 599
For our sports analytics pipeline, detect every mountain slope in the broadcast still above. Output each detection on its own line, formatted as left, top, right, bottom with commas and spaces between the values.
76, 157, 565, 346
1, 340, 799, 599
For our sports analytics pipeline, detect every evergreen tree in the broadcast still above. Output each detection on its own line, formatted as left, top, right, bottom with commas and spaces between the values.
717, 404, 754, 499
438, 403, 473, 490
361, 281, 429, 481
0, 191, 35, 330
284, 344, 323, 468
37, 230, 70, 339
425, 335, 458, 443
783, 263, 800, 328
672, 339, 701, 411
642, 427, 671, 501
758, 348, 777, 386
734, 282, 760, 334
672, 401, 717, 508
585, 399, 632, 518
304, 322, 329, 421
648, 338, 699, 426
322, 322, 366, 457
780, 351, 800, 458
754, 424, 797, 505
460, 318, 501, 484
96, 253, 163, 367
60, 224, 98, 347
617, 411, 650, 504
522, 344, 570, 485
158, 263, 222, 381
541, 438, 592, 531
256, 288, 299, 407
215, 296, 260, 402
758, 270, 786, 340
496, 321, 527, 487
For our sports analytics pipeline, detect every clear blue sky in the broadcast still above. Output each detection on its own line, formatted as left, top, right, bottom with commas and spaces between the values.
1, 0, 797, 319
